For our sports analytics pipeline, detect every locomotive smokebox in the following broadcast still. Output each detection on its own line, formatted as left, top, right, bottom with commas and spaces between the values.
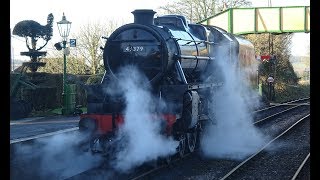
132, 9, 156, 25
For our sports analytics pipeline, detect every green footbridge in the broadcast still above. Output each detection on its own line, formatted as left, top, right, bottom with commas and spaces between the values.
199, 6, 310, 35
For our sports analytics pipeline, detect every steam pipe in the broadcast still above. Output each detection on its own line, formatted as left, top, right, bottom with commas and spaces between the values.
175, 61, 188, 84
179, 55, 215, 61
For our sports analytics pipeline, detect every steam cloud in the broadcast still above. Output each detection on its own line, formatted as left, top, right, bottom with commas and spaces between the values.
12, 131, 103, 179
108, 65, 178, 172
12, 66, 178, 179
37, 132, 103, 179
200, 45, 268, 160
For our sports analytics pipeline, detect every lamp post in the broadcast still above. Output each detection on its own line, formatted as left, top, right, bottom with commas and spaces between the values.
57, 13, 71, 115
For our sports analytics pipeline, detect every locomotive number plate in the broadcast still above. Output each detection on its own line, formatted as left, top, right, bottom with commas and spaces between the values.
124, 46, 144, 52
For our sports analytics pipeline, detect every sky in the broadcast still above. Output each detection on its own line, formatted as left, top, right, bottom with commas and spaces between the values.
10, 0, 310, 64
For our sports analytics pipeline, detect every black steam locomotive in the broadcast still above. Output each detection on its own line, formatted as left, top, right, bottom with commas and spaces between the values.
79, 9, 259, 159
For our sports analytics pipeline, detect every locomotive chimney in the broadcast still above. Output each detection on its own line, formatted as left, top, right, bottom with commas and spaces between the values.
132, 9, 156, 25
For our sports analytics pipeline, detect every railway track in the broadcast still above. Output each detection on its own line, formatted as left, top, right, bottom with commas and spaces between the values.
122, 100, 310, 180
291, 153, 310, 180
252, 97, 309, 124
220, 114, 310, 180
120, 99, 310, 179
254, 97, 309, 112
10, 97, 310, 180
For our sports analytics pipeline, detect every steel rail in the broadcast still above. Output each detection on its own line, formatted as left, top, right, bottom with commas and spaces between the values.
291, 153, 310, 180
253, 104, 305, 125
127, 100, 309, 180
129, 153, 193, 180
283, 97, 310, 104
220, 114, 310, 180
253, 97, 309, 113
62, 100, 308, 179
10, 120, 79, 125
10, 127, 79, 144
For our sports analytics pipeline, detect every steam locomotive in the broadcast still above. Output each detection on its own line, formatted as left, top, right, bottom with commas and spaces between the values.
79, 9, 259, 160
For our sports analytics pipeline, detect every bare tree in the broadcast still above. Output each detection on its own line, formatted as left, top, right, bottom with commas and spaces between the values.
215, 0, 251, 12
158, 0, 216, 23
39, 19, 124, 75
38, 56, 88, 75
74, 19, 122, 74
245, 33, 299, 84
157, 0, 251, 23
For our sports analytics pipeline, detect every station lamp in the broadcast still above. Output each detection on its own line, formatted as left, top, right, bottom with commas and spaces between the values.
57, 13, 72, 115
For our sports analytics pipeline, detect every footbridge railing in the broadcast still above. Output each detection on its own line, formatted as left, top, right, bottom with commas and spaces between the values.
198, 6, 310, 35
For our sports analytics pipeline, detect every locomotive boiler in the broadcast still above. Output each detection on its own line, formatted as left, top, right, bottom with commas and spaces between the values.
79, 9, 259, 159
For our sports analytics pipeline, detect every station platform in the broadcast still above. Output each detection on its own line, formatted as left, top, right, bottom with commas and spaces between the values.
10, 115, 80, 142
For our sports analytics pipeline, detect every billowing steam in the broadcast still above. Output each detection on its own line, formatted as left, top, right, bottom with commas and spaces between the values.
12, 131, 103, 179
200, 44, 268, 160
108, 65, 178, 172
36, 132, 103, 179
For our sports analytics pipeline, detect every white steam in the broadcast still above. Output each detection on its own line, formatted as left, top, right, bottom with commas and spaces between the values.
12, 131, 103, 179
37, 132, 103, 179
110, 65, 178, 172
201, 45, 268, 160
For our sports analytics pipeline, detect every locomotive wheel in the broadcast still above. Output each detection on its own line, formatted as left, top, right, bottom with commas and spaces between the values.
147, 159, 159, 168
177, 134, 186, 158
165, 155, 172, 165
79, 118, 97, 132
78, 120, 96, 153
90, 137, 100, 153
187, 132, 197, 153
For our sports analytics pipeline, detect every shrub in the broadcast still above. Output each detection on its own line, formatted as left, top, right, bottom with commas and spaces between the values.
86, 74, 103, 84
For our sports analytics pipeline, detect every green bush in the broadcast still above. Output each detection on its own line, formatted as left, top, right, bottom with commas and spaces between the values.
22, 86, 57, 110
86, 74, 103, 84
274, 83, 310, 103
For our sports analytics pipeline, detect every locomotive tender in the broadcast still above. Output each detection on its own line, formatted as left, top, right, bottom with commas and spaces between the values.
79, 9, 259, 158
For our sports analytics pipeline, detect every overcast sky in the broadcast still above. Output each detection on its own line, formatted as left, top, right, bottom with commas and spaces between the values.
10, 0, 310, 63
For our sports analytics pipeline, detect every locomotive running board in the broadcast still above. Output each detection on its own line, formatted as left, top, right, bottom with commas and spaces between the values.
161, 82, 222, 92
160, 82, 223, 104
187, 82, 223, 90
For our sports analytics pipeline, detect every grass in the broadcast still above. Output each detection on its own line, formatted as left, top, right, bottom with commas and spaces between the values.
29, 109, 58, 117
273, 83, 310, 103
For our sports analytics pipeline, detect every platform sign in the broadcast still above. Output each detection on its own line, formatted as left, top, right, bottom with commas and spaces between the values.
70, 39, 76, 47
267, 76, 274, 83
256, 55, 270, 62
